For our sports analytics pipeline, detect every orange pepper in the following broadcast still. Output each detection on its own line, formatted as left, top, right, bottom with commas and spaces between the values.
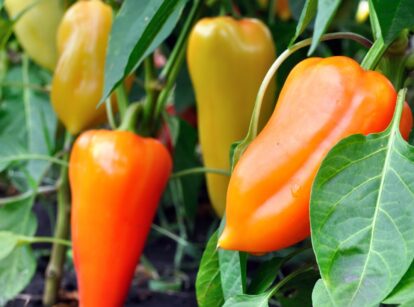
70, 130, 172, 306
219, 56, 413, 253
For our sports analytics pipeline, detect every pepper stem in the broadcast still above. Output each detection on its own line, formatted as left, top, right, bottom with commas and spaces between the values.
118, 102, 143, 133
43, 132, 73, 306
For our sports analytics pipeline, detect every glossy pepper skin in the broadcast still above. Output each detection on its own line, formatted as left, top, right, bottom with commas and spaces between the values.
70, 130, 172, 307
187, 17, 276, 216
51, 0, 112, 135
219, 56, 413, 253
5, 0, 64, 70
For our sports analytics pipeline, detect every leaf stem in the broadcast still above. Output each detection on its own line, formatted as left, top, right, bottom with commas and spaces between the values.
115, 83, 129, 121
43, 132, 73, 306
105, 97, 117, 129
118, 102, 143, 132
171, 167, 230, 179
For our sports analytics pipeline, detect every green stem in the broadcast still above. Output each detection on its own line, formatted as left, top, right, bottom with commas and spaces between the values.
141, 56, 159, 134
171, 167, 230, 179
43, 132, 73, 306
360, 38, 388, 70
115, 83, 129, 121
268, 264, 314, 298
153, 0, 202, 133
151, 224, 192, 247
232, 32, 372, 168
0, 154, 68, 167
105, 97, 117, 129
118, 102, 143, 132
22, 236, 72, 247
268, 0, 276, 25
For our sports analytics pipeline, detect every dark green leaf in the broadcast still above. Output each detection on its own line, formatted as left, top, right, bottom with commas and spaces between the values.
223, 292, 270, 307
196, 231, 225, 307
311, 90, 414, 306
248, 257, 284, 294
290, 0, 317, 45
170, 118, 202, 219
383, 261, 414, 304
308, 0, 341, 55
101, 0, 188, 104
371, 0, 414, 44
275, 269, 319, 307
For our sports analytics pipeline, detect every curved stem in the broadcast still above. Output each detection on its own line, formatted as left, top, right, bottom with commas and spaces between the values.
0, 154, 68, 167
115, 83, 129, 121
43, 132, 73, 306
171, 167, 230, 179
232, 32, 372, 168
105, 97, 117, 129
151, 224, 192, 247
118, 102, 143, 132
268, 264, 315, 297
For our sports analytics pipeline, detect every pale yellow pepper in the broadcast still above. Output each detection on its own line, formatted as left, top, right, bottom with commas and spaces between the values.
187, 17, 276, 216
5, 0, 64, 71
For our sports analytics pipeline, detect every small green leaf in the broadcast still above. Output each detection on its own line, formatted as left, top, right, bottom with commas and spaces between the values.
371, 0, 414, 44
308, 0, 341, 55
290, 0, 317, 45
223, 292, 270, 307
219, 248, 245, 300
383, 261, 414, 304
101, 0, 188, 104
196, 231, 225, 307
311, 90, 414, 306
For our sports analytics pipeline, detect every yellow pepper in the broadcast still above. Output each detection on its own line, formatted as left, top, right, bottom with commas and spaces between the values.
187, 17, 276, 216
4, 0, 64, 71
51, 0, 113, 135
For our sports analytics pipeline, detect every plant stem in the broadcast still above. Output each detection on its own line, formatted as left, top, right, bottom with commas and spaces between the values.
360, 38, 388, 70
153, 0, 203, 133
115, 83, 129, 121
171, 167, 230, 179
105, 97, 117, 129
43, 132, 73, 306
141, 56, 159, 135
118, 102, 143, 132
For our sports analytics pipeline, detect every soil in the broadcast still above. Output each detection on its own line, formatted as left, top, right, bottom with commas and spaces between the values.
5, 200, 215, 307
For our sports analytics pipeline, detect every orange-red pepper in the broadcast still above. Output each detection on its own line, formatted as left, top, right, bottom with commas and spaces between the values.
219, 56, 413, 253
70, 130, 172, 307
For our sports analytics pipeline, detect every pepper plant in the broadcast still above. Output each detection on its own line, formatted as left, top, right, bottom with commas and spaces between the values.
0, 0, 413, 307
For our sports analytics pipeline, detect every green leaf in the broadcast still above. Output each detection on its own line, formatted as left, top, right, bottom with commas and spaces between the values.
0, 231, 19, 261
0, 192, 37, 305
0, 135, 26, 172
371, 0, 414, 44
308, 0, 341, 55
290, 0, 317, 45
223, 292, 270, 307
311, 279, 334, 307
0, 60, 56, 183
248, 257, 284, 294
196, 231, 225, 307
101, 0, 188, 104
311, 90, 414, 306
219, 248, 245, 300
383, 261, 414, 304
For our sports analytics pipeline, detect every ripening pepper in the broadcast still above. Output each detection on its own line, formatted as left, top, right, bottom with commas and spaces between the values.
258, 0, 291, 21
70, 129, 172, 307
4, 0, 64, 70
219, 56, 413, 253
187, 17, 276, 216
51, 0, 113, 135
